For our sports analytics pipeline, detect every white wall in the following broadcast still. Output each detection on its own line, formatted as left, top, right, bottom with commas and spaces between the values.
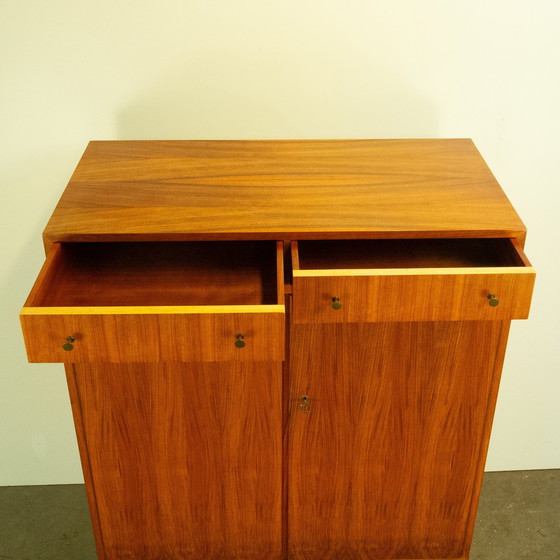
1, 0, 559, 485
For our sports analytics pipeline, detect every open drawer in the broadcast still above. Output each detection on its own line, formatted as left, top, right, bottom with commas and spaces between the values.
21, 241, 285, 362
291, 238, 535, 323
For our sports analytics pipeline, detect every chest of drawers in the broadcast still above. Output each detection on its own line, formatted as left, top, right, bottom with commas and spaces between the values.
21, 139, 535, 560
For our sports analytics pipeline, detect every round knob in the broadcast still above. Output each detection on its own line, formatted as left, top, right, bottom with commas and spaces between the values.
62, 336, 76, 351
487, 294, 499, 307
331, 297, 342, 310
234, 334, 246, 348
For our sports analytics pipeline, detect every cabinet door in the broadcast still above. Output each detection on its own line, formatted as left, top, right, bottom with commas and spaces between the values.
288, 321, 509, 559
68, 361, 283, 560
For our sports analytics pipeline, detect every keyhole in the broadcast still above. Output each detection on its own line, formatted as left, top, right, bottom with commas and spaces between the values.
298, 395, 311, 413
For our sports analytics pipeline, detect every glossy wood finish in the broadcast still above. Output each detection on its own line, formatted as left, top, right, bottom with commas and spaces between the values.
288, 321, 509, 559
292, 239, 535, 323
21, 241, 285, 362
27, 241, 281, 307
20, 139, 534, 560
293, 271, 534, 323
294, 238, 530, 270
21, 310, 284, 362
68, 361, 283, 560
43, 139, 526, 244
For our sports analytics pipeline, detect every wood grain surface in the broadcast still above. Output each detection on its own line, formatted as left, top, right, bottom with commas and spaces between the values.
21, 240, 285, 362
43, 139, 526, 243
294, 238, 529, 270
291, 238, 535, 323
288, 321, 509, 559
27, 241, 281, 307
292, 269, 534, 323
70, 361, 283, 560
20, 310, 285, 362
20, 139, 534, 560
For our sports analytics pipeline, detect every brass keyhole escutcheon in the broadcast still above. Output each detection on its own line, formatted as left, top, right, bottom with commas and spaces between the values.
298, 396, 311, 413
331, 297, 342, 310
487, 294, 499, 307
62, 336, 76, 351
234, 334, 246, 348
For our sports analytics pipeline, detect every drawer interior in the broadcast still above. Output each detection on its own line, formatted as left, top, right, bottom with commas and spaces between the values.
294, 238, 528, 270
28, 241, 281, 307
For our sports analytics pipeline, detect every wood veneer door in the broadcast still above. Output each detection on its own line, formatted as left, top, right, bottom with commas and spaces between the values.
68, 361, 283, 560
288, 321, 509, 559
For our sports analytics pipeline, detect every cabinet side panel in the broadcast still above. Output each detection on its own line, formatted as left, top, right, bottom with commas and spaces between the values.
74, 362, 283, 560
462, 321, 511, 557
288, 321, 504, 559
65, 364, 106, 560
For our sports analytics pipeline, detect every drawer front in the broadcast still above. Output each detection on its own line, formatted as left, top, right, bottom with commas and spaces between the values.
21, 308, 285, 363
21, 241, 285, 363
292, 270, 535, 324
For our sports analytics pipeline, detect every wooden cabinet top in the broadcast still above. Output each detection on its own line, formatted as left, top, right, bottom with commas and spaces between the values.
43, 139, 526, 243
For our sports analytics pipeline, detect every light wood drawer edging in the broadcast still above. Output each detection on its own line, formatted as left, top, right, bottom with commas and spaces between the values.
293, 266, 534, 277
21, 304, 284, 315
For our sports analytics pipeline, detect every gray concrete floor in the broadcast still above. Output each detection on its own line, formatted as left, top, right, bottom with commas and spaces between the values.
470, 470, 559, 559
0, 469, 558, 559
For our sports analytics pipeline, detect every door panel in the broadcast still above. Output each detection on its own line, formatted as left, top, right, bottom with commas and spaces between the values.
288, 321, 507, 559
70, 362, 283, 560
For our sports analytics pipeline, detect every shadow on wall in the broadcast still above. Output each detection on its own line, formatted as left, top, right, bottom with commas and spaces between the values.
116, 45, 437, 139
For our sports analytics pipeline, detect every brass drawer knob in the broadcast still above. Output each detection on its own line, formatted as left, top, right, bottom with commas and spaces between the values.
234, 334, 246, 348
62, 336, 76, 351
487, 294, 499, 307
331, 297, 342, 310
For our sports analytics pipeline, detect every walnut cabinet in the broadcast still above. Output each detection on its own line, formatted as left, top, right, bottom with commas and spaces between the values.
20, 140, 535, 560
